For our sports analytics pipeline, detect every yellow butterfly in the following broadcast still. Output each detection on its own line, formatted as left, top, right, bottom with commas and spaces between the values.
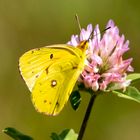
19, 41, 88, 116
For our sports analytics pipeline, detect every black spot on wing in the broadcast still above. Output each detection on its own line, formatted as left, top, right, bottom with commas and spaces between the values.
45, 65, 51, 74
51, 80, 57, 87
31, 51, 34, 54
56, 101, 59, 107
35, 74, 39, 78
73, 66, 78, 69
46, 67, 49, 74
44, 100, 47, 103
50, 54, 53, 59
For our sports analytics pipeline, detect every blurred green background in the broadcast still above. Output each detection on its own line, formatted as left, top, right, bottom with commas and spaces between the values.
0, 0, 140, 140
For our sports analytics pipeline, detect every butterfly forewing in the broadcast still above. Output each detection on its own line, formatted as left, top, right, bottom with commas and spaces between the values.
19, 44, 83, 91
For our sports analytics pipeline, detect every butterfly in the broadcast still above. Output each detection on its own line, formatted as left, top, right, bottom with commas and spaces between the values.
19, 41, 88, 116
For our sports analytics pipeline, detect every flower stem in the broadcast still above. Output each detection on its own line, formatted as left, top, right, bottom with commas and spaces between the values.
77, 94, 97, 140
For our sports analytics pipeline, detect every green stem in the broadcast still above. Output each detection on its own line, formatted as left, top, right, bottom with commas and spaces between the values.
77, 94, 96, 140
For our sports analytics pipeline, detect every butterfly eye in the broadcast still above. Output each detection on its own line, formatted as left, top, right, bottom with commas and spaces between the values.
51, 80, 57, 87
50, 54, 53, 59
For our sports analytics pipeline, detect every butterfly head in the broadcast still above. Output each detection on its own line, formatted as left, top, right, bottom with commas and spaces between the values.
77, 40, 89, 52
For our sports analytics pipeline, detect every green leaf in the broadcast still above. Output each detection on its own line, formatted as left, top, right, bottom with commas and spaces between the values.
50, 133, 61, 140
59, 129, 70, 139
127, 73, 140, 83
112, 86, 140, 103
51, 129, 69, 140
63, 129, 78, 140
51, 129, 78, 140
70, 90, 81, 110
3, 127, 33, 140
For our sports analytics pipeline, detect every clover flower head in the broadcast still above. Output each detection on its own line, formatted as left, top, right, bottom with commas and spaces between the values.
68, 20, 134, 92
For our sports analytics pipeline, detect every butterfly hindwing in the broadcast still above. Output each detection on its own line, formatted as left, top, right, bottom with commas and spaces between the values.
32, 56, 83, 115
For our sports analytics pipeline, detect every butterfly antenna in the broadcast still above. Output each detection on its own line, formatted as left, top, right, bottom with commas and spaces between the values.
88, 26, 111, 44
94, 26, 111, 36
75, 14, 82, 31
102, 26, 111, 33
88, 26, 111, 40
